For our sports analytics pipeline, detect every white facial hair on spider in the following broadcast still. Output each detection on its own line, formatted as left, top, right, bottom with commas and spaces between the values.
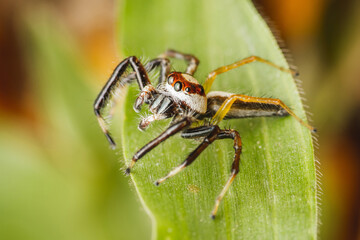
162, 73, 207, 115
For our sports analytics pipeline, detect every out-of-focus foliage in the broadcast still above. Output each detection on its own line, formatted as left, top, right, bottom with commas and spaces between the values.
0, 10, 150, 240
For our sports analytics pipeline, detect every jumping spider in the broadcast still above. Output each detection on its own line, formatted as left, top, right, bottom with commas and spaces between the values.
94, 49, 316, 219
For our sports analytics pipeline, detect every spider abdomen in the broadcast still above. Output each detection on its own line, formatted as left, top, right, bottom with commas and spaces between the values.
206, 91, 289, 119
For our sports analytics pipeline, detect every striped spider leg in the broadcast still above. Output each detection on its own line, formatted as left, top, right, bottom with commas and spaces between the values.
93, 56, 170, 148
203, 55, 299, 94
160, 125, 242, 219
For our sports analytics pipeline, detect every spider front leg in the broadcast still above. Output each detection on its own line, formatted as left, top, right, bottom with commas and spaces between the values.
94, 56, 170, 148
159, 49, 199, 75
203, 56, 298, 93
132, 58, 172, 112
122, 57, 171, 88
94, 56, 153, 148
155, 125, 242, 219
125, 117, 193, 174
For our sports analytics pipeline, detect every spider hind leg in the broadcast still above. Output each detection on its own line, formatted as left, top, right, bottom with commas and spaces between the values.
155, 125, 242, 219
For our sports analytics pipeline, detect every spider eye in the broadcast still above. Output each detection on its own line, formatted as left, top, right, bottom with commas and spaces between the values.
174, 82, 182, 91
199, 86, 204, 94
168, 76, 174, 85
185, 87, 190, 93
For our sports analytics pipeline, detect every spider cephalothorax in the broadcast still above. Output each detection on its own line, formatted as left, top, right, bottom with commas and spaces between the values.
94, 49, 315, 218
163, 72, 207, 114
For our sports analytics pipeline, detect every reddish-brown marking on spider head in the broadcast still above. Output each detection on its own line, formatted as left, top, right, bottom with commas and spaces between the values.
167, 72, 205, 96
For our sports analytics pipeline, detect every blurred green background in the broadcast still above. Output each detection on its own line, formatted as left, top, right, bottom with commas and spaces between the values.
0, 0, 359, 239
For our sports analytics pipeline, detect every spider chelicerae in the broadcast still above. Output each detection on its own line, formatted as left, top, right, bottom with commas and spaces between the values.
94, 49, 316, 219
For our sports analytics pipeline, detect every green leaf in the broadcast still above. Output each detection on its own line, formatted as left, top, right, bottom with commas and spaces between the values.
118, 0, 317, 239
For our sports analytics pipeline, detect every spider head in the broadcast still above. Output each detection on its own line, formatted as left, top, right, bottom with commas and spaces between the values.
164, 72, 207, 114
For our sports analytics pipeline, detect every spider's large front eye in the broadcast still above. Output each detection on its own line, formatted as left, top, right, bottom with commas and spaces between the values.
174, 82, 182, 91
168, 76, 174, 85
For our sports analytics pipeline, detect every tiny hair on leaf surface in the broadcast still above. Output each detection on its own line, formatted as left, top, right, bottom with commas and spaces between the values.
115, 0, 317, 239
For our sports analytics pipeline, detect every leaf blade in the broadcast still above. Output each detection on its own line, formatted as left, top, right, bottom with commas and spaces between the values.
119, 0, 317, 239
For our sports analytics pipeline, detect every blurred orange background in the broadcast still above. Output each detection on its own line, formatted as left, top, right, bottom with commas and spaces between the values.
0, 0, 359, 239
